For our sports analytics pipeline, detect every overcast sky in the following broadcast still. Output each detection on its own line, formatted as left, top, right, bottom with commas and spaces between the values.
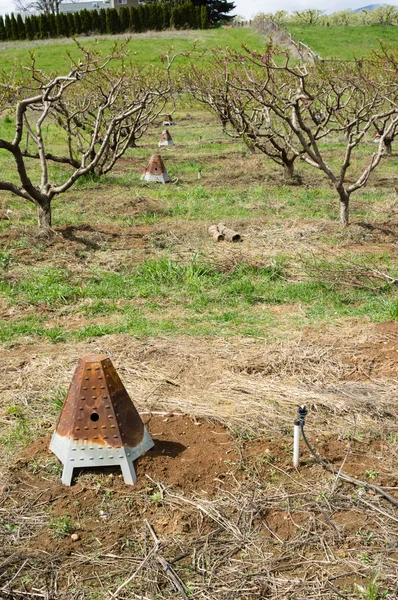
234, 0, 398, 18
2, 0, 398, 18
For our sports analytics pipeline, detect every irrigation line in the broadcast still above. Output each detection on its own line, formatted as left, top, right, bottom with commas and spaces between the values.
300, 424, 398, 508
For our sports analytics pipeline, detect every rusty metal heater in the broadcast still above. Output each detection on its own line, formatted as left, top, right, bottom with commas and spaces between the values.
163, 114, 175, 126
142, 154, 170, 184
158, 129, 174, 147
50, 354, 154, 486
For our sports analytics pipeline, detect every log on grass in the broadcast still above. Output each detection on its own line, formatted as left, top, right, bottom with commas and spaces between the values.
217, 222, 241, 242
208, 224, 225, 242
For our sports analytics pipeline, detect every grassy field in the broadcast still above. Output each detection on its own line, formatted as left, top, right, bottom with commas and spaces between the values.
0, 27, 263, 71
1, 26, 398, 600
287, 24, 398, 59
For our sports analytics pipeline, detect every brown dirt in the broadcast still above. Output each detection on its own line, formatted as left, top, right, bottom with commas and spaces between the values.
5, 415, 397, 552
13, 415, 238, 498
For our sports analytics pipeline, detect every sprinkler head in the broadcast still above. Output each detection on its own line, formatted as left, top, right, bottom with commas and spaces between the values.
297, 405, 308, 425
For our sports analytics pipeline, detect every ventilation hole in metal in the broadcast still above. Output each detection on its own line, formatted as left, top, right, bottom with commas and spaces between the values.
90, 413, 100, 422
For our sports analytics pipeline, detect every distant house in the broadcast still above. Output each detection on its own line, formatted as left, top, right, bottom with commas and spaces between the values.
112, 0, 141, 8
60, 1, 110, 13
60, 0, 140, 13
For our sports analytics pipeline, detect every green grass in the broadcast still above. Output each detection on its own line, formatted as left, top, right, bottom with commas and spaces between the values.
287, 25, 398, 59
0, 28, 264, 72
0, 27, 397, 346
1, 255, 397, 343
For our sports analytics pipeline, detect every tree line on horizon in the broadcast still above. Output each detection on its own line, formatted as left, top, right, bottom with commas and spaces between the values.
0, 2, 210, 41
251, 5, 398, 27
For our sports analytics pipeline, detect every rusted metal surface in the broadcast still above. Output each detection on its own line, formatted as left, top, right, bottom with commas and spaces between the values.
56, 354, 145, 447
50, 355, 154, 485
143, 154, 170, 183
145, 154, 166, 176
159, 129, 174, 146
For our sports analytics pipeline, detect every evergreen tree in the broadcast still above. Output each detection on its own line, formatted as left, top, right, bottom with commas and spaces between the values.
144, 4, 152, 30
130, 6, 140, 32
67, 12, 75, 36
155, 4, 163, 29
192, 0, 235, 24
4, 15, 11, 40
48, 13, 57, 37
16, 14, 26, 39
99, 8, 107, 33
91, 10, 100, 33
119, 6, 130, 32
10, 13, 18, 40
147, 4, 157, 29
80, 9, 92, 34
170, 6, 178, 28
56, 13, 68, 37
0, 16, 6, 41
25, 16, 34, 40
39, 13, 50, 39
200, 5, 209, 28
162, 5, 170, 29
74, 12, 82, 35
30, 15, 40, 39
137, 5, 147, 31
106, 8, 120, 34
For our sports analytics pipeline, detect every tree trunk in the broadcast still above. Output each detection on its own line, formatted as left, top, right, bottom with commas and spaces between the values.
384, 138, 392, 155
283, 159, 295, 180
338, 190, 350, 227
37, 202, 52, 236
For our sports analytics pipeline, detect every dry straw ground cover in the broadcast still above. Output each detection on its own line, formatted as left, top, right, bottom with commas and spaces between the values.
0, 29, 398, 600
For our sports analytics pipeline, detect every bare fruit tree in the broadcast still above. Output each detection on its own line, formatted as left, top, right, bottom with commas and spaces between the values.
198, 44, 398, 226
14, 0, 62, 15
183, 54, 302, 180
0, 42, 171, 235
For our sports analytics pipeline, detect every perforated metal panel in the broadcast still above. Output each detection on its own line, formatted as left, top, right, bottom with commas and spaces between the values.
159, 129, 174, 147
50, 355, 154, 486
143, 154, 171, 183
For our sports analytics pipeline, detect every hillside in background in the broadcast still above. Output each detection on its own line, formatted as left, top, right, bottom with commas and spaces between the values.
353, 3, 387, 11
0, 28, 262, 72
287, 24, 398, 58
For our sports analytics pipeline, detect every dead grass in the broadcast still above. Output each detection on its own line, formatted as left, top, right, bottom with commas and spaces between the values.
1, 103, 398, 599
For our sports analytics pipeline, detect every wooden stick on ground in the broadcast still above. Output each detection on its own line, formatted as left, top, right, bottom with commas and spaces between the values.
144, 520, 190, 600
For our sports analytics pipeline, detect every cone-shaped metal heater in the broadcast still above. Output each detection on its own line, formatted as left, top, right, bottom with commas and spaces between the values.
158, 129, 174, 147
163, 114, 174, 126
50, 354, 154, 486
142, 154, 170, 184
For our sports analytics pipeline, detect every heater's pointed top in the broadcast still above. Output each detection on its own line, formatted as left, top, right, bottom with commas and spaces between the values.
160, 129, 173, 142
142, 154, 170, 183
145, 154, 167, 176
55, 353, 145, 447
158, 129, 174, 147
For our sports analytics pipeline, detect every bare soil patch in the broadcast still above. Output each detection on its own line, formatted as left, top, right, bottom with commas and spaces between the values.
2, 411, 397, 598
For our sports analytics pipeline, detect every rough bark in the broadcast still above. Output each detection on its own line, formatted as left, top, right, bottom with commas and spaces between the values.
37, 202, 52, 236
384, 138, 393, 155
338, 189, 350, 227
283, 159, 295, 180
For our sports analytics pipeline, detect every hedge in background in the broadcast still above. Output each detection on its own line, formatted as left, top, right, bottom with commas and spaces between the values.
0, 2, 209, 41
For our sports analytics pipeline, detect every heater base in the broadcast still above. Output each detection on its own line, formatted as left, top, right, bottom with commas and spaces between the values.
143, 172, 171, 184
50, 428, 154, 486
